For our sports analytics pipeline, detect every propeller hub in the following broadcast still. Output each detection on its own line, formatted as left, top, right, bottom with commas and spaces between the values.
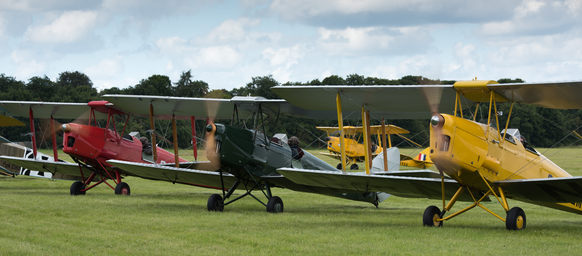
430, 115, 444, 128
206, 124, 215, 133
62, 124, 71, 133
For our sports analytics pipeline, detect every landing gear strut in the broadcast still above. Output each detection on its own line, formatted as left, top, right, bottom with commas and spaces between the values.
206, 172, 284, 213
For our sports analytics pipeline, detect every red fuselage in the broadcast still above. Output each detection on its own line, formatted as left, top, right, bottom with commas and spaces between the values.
62, 123, 185, 168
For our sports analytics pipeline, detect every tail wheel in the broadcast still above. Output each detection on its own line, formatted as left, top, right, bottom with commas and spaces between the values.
266, 196, 284, 213
114, 182, 131, 195
207, 194, 224, 212
423, 205, 442, 227
350, 164, 359, 170
506, 207, 526, 230
70, 181, 86, 196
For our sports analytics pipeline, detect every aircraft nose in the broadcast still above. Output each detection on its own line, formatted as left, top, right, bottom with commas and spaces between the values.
61, 124, 71, 133
430, 114, 444, 128
206, 124, 215, 133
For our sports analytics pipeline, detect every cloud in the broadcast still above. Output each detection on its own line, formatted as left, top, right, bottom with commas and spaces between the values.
480, 0, 582, 36
25, 10, 98, 43
206, 18, 260, 43
10, 50, 46, 78
262, 45, 305, 82
84, 57, 123, 79
317, 26, 432, 56
183, 46, 241, 69
269, 0, 517, 28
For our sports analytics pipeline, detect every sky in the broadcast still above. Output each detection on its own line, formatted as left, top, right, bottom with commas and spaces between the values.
1, 0, 582, 91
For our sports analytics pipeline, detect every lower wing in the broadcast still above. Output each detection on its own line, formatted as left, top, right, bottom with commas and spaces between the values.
107, 160, 236, 190
495, 176, 582, 202
277, 168, 479, 201
0, 156, 87, 180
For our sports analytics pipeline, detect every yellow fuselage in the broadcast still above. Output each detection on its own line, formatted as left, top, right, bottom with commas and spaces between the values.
327, 136, 382, 163
430, 114, 582, 213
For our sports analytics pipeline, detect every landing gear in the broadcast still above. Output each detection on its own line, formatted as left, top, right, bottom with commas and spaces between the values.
423, 205, 443, 227
70, 181, 86, 195
350, 164, 359, 170
114, 182, 131, 195
266, 196, 284, 213
506, 207, 526, 230
336, 163, 342, 170
207, 194, 224, 212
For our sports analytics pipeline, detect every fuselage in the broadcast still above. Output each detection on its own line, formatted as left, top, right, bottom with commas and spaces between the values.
429, 114, 582, 213
62, 123, 185, 169
326, 136, 382, 161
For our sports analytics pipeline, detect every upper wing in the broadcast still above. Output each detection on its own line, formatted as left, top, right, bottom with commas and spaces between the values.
107, 160, 236, 189
495, 176, 582, 202
0, 156, 87, 180
0, 101, 107, 119
272, 84, 456, 120
277, 168, 478, 201
489, 81, 582, 109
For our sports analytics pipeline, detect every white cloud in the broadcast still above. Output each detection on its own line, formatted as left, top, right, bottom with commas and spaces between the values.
262, 45, 305, 82
206, 18, 260, 43
10, 50, 46, 78
185, 46, 241, 69
317, 26, 431, 56
269, 0, 516, 28
84, 57, 123, 80
25, 10, 98, 43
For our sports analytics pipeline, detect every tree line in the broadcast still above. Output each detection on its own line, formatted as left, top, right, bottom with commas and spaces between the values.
1, 71, 582, 149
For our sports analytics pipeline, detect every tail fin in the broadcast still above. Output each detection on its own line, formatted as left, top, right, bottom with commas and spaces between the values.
371, 147, 400, 172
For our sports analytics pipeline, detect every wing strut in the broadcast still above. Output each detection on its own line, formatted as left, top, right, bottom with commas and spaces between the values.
336, 92, 346, 171
28, 106, 37, 157
50, 115, 59, 161
362, 105, 371, 174
381, 118, 388, 171
149, 103, 158, 163
172, 113, 179, 167
191, 116, 197, 160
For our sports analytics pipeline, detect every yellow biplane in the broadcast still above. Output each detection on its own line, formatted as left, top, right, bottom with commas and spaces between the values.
274, 80, 582, 230
316, 125, 431, 170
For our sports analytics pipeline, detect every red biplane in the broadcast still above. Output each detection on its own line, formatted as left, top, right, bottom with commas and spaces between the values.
0, 100, 188, 195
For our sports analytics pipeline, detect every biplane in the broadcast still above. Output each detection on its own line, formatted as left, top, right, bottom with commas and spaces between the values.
316, 125, 432, 170
0, 100, 187, 195
273, 80, 582, 230
99, 95, 392, 212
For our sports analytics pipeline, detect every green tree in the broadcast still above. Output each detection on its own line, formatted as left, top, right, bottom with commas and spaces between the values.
174, 70, 209, 97
27, 76, 55, 101
205, 89, 232, 99
321, 75, 345, 85
131, 75, 173, 96
231, 75, 279, 98
345, 74, 365, 85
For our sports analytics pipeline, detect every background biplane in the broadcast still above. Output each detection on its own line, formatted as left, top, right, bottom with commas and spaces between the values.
0, 100, 188, 195
273, 80, 582, 230
100, 95, 393, 212
317, 125, 432, 170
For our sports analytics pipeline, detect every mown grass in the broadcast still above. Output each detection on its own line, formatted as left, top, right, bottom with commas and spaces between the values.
1, 147, 582, 255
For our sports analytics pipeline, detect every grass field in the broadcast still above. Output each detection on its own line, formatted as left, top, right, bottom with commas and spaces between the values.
2, 147, 582, 255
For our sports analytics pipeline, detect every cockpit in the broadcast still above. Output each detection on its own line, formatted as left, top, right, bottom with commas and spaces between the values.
501, 128, 538, 154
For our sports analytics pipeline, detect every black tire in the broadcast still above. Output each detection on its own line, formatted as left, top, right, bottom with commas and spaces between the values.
207, 194, 224, 212
423, 205, 442, 227
114, 182, 131, 195
266, 196, 284, 213
506, 207, 526, 230
336, 163, 342, 170
350, 164, 359, 170
70, 181, 86, 195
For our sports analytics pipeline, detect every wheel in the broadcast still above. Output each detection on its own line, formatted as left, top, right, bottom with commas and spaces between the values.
207, 194, 224, 212
350, 164, 359, 170
506, 207, 526, 230
266, 196, 284, 213
423, 205, 442, 227
114, 182, 131, 195
70, 181, 86, 195
336, 163, 342, 170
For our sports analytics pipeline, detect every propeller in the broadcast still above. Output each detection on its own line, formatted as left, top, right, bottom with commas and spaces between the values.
37, 110, 93, 143
201, 99, 222, 171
